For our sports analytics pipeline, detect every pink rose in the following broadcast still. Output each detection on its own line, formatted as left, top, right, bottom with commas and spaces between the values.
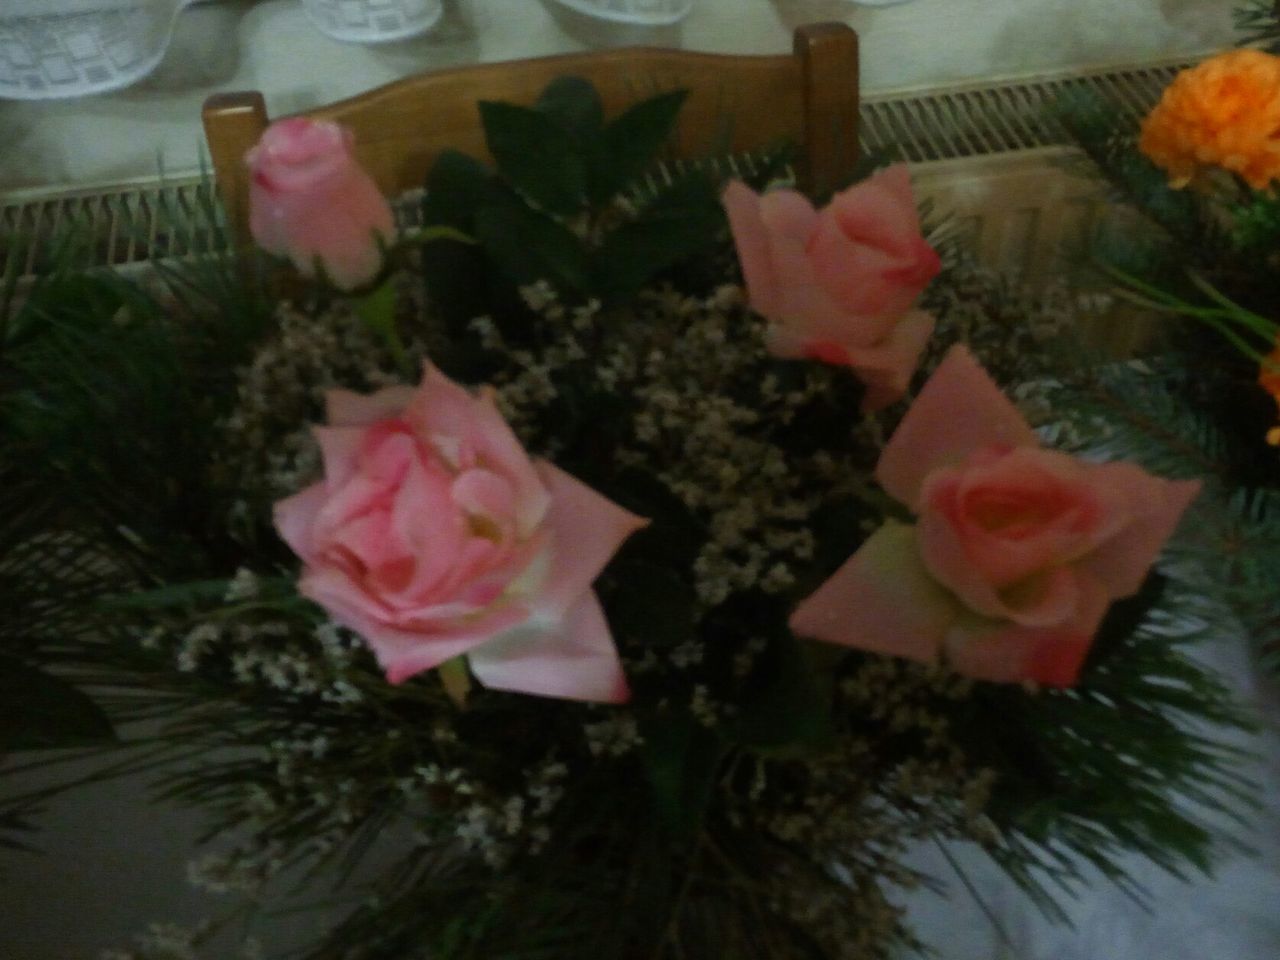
247, 117, 396, 292
790, 346, 1200, 687
722, 164, 941, 411
273, 365, 647, 703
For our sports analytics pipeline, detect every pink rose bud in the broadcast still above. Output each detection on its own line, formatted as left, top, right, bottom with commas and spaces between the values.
273, 365, 648, 703
790, 346, 1200, 688
722, 164, 941, 411
247, 117, 396, 292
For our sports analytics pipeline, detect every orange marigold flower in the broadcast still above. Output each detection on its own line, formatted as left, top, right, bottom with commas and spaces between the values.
1139, 49, 1280, 191
1260, 340, 1280, 446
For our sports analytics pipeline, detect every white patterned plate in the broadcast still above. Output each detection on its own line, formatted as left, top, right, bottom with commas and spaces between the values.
546, 0, 692, 27
301, 0, 444, 44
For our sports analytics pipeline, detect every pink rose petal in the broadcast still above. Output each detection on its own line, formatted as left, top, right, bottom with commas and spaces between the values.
247, 118, 394, 292
451, 468, 518, 539
275, 366, 643, 701
273, 483, 330, 560
722, 181, 774, 315
794, 345, 1198, 690
406, 368, 550, 536
312, 425, 369, 491
877, 345, 1039, 510
326, 386, 417, 428
468, 592, 630, 704
789, 522, 960, 664
534, 462, 649, 618
757, 187, 821, 239
944, 572, 1110, 687
811, 165, 941, 319
1080, 471, 1202, 598
809, 221, 912, 319
844, 309, 936, 412
919, 449, 1116, 589
722, 166, 939, 402
387, 456, 470, 600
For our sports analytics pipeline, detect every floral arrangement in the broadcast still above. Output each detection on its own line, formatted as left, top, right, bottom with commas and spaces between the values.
1053, 17, 1280, 673
0, 76, 1256, 959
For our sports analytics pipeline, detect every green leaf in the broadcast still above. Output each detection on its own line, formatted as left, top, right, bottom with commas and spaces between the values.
479, 101, 587, 216
421, 150, 494, 231
590, 174, 722, 299
101, 577, 300, 612
418, 233, 493, 349
536, 76, 605, 143
601, 471, 704, 570
736, 634, 836, 756
101, 578, 234, 610
593, 89, 689, 202
474, 188, 589, 292
0, 655, 115, 751
807, 496, 874, 579
1084, 572, 1168, 670
601, 559, 697, 651
355, 280, 410, 375
637, 707, 725, 838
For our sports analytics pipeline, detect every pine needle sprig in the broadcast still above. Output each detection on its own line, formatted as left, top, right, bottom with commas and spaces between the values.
1235, 1, 1280, 50
1049, 88, 1234, 276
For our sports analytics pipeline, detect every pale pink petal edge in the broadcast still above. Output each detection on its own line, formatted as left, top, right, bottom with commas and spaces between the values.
876, 345, 1039, 510
468, 592, 630, 703
789, 521, 958, 664
534, 461, 649, 617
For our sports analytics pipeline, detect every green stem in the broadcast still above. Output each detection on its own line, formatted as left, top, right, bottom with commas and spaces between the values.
400, 225, 477, 247
438, 656, 471, 708
1101, 261, 1277, 357
1186, 270, 1278, 340
355, 281, 412, 377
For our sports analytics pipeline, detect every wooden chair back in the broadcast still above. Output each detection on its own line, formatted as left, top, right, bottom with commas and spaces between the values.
202, 23, 858, 244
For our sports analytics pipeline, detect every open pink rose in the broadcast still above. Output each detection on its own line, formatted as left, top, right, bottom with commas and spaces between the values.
247, 117, 396, 291
790, 346, 1201, 687
722, 164, 941, 411
273, 365, 647, 703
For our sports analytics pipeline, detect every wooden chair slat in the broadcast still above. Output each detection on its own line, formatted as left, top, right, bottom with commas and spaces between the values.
203, 23, 859, 243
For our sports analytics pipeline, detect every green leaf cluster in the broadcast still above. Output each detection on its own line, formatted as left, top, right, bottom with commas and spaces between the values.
418, 77, 726, 340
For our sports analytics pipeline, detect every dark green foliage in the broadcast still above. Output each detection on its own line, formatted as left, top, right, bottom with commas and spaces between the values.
1052, 78, 1280, 497
590, 173, 725, 298
1235, 1, 1280, 50
420, 77, 719, 320
535, 75, 605, 143
638, 708, 727, 837
593, 90, 690, 202
0, 655, 115, 752
473, 185, 590, 290
1053, 358, 1280, 677
734, 633, 836, 757
1050, 89, 1223, 267
479, 100, 589, 215
952, 571, 1253, 917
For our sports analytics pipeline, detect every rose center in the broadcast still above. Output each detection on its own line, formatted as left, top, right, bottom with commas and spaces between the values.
467, 513, 504, 543
965, 489, 1067, 538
